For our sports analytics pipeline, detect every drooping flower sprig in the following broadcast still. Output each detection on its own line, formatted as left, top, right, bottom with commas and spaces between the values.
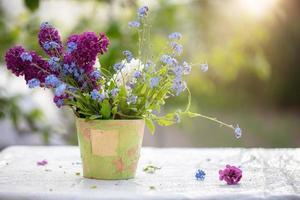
4, 6, 242, 137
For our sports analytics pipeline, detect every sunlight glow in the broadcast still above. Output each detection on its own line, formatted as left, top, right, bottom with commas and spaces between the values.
239, 0, 278, 17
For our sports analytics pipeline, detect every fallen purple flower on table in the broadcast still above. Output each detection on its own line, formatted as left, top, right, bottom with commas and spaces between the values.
195, 169, 206, 181
37, 159, 48, 166
219, 165, 242, 185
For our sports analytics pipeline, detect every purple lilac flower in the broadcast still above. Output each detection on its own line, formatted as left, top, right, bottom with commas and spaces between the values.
90, 70, 101, 80
38, 22, 63, 57
126, 80, 136, 89
90, 89, 106, 102
67, 86, 78, 93
160, 55, 178, 66
138, 6, 149, 18
5, 47, 51, 83
73, 68, 85, 82
172, 80, 186, 96
40, 22, 51, 29
123, 50, 133, 62
172, 65, 184, 78
53, 95, 65, 108
219, 165, 242, 185
66, 34, 79, 45
27, 78, 40, 88
99, 33, 110, 54
110, 88, 119, 97
200, 63, 208, 72
55, 83, 67, 97
45, 74, 60, 88
66, 32, 109, 72
160, 55, 171, 65
23, 52, 51, 83
134, 70, 142, 79
66, 41, 77, 53
171, 42, 183, 55
234, 124, 242, 138
62, 63, 74, 74
168, 32, 182, 40
150, 77, 159, 88
43, 41, 60, 51
5, 46, 26, 76
20, 52, 32, 62
127, 95, 137, 105
182, 61, 191, 75
113, 62, 125, 71
195, 169, 206, 181
128, 21, 141, 28
48, 57, 60, 71
37, 159, 48, 166
62, 55, 76, 74
90, 89, 99, 100
145, 60, 153, 70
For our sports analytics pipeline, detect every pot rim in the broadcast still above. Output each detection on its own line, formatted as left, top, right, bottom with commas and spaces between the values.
75, 117, 145, 122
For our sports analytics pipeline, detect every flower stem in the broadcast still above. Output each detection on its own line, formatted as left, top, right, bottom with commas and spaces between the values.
191, 113, 234, 130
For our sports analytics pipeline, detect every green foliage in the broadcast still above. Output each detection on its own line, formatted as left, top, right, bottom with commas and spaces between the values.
100, 99, 111, 119
24, 0, 40, 12
145, 118, 155, 134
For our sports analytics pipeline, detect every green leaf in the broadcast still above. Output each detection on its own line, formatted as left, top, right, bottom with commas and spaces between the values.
100, 99, 111, 119
24, 0, 40, 12
155, 113, 176, 126
182, 111, 199, 118
111, 106, 118, 115
145, 118, 155, 134
88, 115, 101, 120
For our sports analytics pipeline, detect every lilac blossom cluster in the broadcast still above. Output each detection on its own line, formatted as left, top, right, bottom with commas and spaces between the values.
5, 22, 109, 107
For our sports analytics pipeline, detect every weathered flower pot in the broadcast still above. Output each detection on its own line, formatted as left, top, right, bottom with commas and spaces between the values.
76, 118, 145, 180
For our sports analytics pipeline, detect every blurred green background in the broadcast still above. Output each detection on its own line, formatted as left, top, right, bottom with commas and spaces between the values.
0, 0, 299, 148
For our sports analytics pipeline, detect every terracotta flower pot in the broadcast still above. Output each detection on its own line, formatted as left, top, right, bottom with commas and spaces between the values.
76, 118, 145, 180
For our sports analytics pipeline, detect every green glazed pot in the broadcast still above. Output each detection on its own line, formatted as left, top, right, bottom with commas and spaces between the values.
76, 118, 145, 180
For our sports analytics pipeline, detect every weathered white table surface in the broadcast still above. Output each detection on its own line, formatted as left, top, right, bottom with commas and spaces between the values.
0, 146, 299, 200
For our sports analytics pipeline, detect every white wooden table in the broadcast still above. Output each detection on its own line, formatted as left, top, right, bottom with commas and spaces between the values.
0, 146, 299, 200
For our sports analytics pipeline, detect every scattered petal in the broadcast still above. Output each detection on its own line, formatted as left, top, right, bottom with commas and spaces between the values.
143, 164, 161, 174
149, 186, 156, 190
37, 159, 48, 166
195, 169, 206, 181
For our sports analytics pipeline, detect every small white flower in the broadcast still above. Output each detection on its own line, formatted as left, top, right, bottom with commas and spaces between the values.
93, 57, 101, 70
113, 58, 144, 88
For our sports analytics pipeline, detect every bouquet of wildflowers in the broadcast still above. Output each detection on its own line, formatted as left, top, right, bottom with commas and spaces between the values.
4, 6, 241, 137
